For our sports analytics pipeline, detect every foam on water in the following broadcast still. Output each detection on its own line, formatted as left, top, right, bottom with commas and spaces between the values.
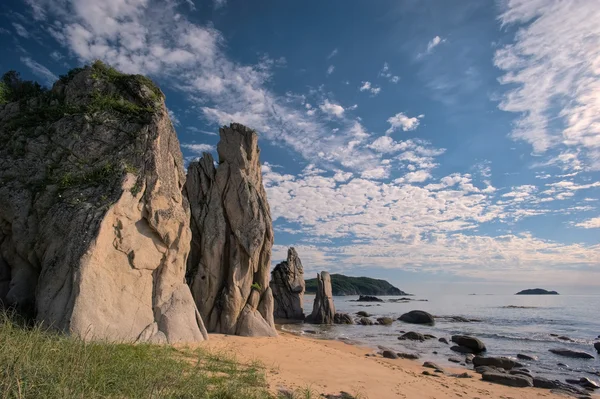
282, 294, 600, 383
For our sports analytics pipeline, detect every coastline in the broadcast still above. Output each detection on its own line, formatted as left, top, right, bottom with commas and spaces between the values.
195, 330, 578, 399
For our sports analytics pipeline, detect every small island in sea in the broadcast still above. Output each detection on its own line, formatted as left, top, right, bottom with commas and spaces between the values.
515, 288, 559, 295
305, 274, 409, 296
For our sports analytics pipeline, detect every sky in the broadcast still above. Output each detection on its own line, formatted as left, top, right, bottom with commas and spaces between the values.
1, 0, 599, 295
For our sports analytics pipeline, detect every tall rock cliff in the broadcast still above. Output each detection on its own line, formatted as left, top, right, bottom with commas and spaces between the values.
185, 123, 277, 337
306, 272, 335, 324
271, 247, 305, 321
0, 62, 207, 343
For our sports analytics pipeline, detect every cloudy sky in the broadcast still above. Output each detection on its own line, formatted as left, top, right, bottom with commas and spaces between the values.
1, 0, 599, 294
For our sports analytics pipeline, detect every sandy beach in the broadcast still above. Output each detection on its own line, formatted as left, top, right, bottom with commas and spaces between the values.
197, 331, 575, 399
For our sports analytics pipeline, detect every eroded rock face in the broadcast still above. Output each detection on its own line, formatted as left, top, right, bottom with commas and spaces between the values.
271, 247, 305, 321
0, 63, 207, 343
185, 123, 276, 337
306, 271, 335, 324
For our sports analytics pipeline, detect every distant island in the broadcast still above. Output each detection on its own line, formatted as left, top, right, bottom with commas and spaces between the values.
305, 274, 409, 296
515, 288, 559, 295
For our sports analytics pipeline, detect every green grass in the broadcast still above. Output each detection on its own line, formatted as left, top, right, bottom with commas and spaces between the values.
0, 312, 276, 399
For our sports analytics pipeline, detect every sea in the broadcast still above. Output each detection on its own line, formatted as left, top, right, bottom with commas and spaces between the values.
281, 294, 600, 384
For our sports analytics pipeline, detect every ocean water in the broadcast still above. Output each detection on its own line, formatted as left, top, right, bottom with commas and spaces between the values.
281, 294, 600, 383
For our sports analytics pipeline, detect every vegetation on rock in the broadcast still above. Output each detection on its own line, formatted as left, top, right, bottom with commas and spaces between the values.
305, 274, 408, 296
515, 288, 559, 295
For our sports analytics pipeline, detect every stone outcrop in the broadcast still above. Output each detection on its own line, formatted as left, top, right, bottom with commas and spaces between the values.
0, 62, 207, 343
398, 310, 435, 325
306, 271, 335, 324
270, 247, 305, 321
451, 335, 486, 353
184, 123, 276, 337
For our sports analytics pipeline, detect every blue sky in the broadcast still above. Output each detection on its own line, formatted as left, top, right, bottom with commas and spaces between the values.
1, 0, 599, 294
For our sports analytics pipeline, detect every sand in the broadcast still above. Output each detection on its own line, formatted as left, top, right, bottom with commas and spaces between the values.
197, 331, 576, 399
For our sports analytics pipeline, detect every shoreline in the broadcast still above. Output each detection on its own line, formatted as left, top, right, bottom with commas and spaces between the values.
195, 330, 583, 399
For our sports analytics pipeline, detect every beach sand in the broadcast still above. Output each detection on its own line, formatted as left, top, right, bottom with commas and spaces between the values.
197, 331, 573, 399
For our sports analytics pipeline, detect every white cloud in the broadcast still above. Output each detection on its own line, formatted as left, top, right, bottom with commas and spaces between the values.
327, 48, 338, 59
360, 166, 389, 180
390, 76, 399, 83
12, 22, 30, 38
167, 109, 180, 126
495, 0, 600, 170
214, 0, 226, 8
20, 57, 57, 85
327, 65, 335, 75
426, 35, 445, 53
359, 81, 381, 96
347, 104, 358, 111
386, 112, 423, 134
575, 217, 600, 229
394, 170, 432, 184
181, 143, 215, 154
186, 127, 218, 136
319, 99, 345, 118
379, 62, 399, 83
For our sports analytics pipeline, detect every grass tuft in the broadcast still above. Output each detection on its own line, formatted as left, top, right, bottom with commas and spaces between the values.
0, 311, 274, 399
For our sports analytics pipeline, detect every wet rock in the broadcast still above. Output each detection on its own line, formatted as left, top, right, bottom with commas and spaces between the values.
549, 348, 595, 359
398, 310, 435, 325
517, 354, 538, 361
594, 342, 600, 353
473, 356, 521, 370
578, 377, 599, 390
306, 272, 336, 324
475, 366, 506, 374
271, 247, 305, 321
452, 372, 473, 378
423, 361, 445, 372
334, 313, 353, 325
451, 335, 486, 353
510, 370, 534, 379
438, 337, 449, 344
424, 334, 437, 339
465, 354, 475, 364
450, 345, 474, 354
356, 311, 370, 317
357, 295, 383, 302
534, 377, 591, 397
557, 362, 569, 367
399, 331, 425, 341
557, 335, 574, 342
397, 352, 420, 360
357, 317, 374, 326
448, 357, 462, 363
382, 350, 398, 359
435, 316, 482, 323
376, 317, 393, 326
481, 372, 533, 387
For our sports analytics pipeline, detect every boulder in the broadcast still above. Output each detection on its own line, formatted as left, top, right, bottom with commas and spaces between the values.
594, 342, 600, 353
397, 352, 420, 360
473, 356, 521, 370
516, 354, 538, 361
475, 366, 506, 374
448, 357, 462, 363
481, 372, 533, 387
465, 354, 475, 363
450, 345, 474, 354
381, 350, 398, 359
334, 313, 353, 325
549, 348, 595, 359
376, 317, 393, 325
439, 337, 449, 344
356, 311, 370, 317
306, 272, 336, 324
399, 331, 425, 341
451, 335, 486, 353
357, 317, 374, 326
533, 377, 590, 396
185, 123, 276, 337
271, 247, 305, 321
398, 310, 435, 325
0, 63, 207, 343
578, 377, 599, 390
423, 361, 445, 373
357, 295, 383, 302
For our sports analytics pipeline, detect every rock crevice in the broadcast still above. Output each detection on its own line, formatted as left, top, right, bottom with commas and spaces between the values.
271, 247, 305, 321
185, 123, 277, 337
0, 63, 207, 343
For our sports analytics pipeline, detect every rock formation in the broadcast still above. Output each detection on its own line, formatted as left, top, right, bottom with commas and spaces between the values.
306, 271, 335, 324
185, 123, 276, 337
0, 62, 207, 343
271, 247, 305, 321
